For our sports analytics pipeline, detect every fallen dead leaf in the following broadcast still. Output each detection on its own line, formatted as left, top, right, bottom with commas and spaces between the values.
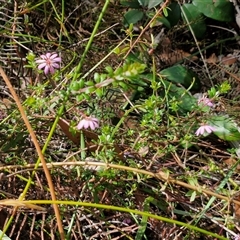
159, 49, 198, 65
206, 53, 218, 64
233, 194, 240, 219
221, 54, 238, 65
224, 158, 240, 170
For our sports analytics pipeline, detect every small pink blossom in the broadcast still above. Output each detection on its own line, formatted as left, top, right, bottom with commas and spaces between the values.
77, 116, 99, 130
234, 234, 240, 240
197, 96, 214, 107
36, 52, 61, 75
195, 125, 215, 136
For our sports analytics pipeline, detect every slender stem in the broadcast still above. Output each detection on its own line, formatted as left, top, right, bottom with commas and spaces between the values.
76, 130, 86, 176
24, 200, 228, 240
73, 0, 111, 80
80, 130, 86, 160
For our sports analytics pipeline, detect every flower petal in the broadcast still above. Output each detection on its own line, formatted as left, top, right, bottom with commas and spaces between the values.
84, 119, 91, 129
49, 66, 55, 74
209, 126, 215, 132
195, 128, 201, 136
38, 63, 47, 70
88, 121, 95, 130
44, 66, 50, 75
35, 59, 46, 64
205, 126, 212, 133
52, 58, 61, 63
40, 54, 47, 59
50, 53, 58, 59
45, 53, 51, 58
200, 126, 205, 135
51, 63, 60, 69
198, 96, 214, 108
93, 121, 99, 129
77, 117, 99, 131
77, 120, 85, 130
91, 118, 99, 123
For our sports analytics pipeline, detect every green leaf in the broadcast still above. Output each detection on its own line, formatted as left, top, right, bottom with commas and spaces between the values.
94, 72, 101, 83
191, 191, 197, 202
209, 115, 240, 141
130, 76, 149, 87
138, 0, 148, 7
95, 88, 104, 98
159, 80, 197, 114
84, 86, 95, 94
153, 3, 180, 29
141, 73, 197, 114
166, 2, 181, 27
25, 96, 36, 105
121, 0, 141, 8
0, 230, 11, 240
186, 190, 197, 202
193, 0, 234, 22
105, 66, 113, 75
85, 80, 94, 86
163, 7, 168, 17
154, 15, 171, 28
160, 65, 201, 91
168, 83, 197, 113
147, 0, 163, 9
123, 9, 144, 26
70, 81, 80, 91
182, 4, 206, 39
135, 197, 152, 239
126, 53, 146, 64
138, 0, 163, 9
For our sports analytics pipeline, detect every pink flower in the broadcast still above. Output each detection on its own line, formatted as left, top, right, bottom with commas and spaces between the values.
195, 125, 215, 136
197, 96, 214, 107
36, 52, 61, 75
77, 116, 99, 130
234, 235, 240, 240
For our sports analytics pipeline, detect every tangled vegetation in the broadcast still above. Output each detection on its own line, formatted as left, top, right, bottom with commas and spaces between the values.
0, 0, 240, 239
